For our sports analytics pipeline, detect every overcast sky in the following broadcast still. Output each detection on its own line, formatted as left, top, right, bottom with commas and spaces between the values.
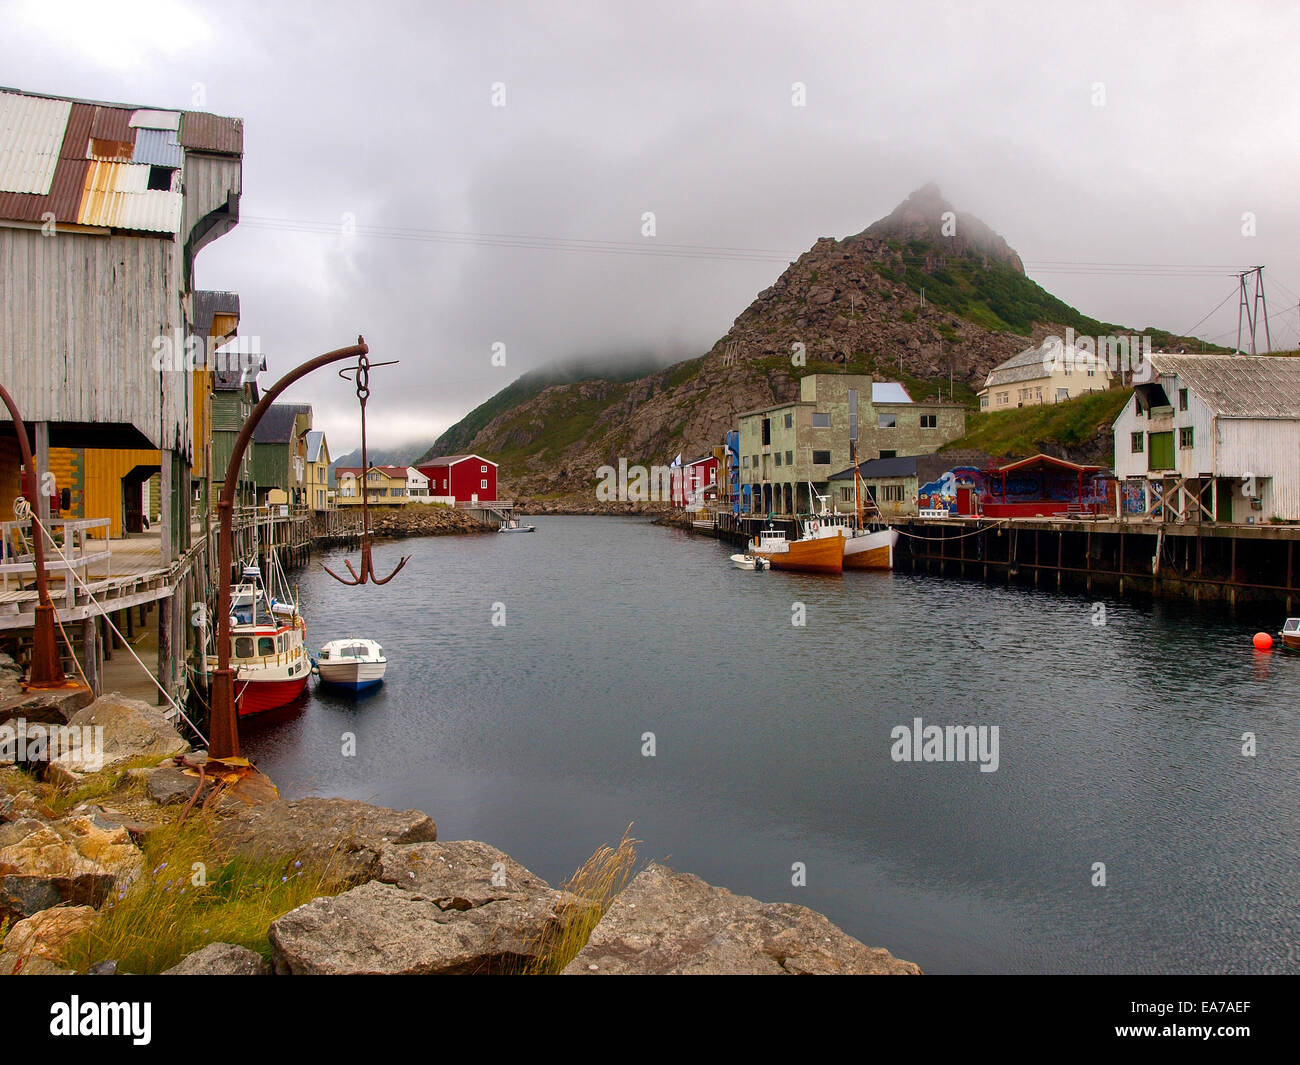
7, 0, 1300, 451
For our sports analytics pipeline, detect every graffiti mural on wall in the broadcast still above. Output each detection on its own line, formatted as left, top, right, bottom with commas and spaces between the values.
918, 467, 986, 515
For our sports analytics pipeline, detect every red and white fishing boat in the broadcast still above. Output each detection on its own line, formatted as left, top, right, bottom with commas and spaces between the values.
206, 553, 310, 717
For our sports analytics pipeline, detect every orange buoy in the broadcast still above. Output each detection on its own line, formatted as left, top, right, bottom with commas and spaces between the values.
1253, 632, 1274, 651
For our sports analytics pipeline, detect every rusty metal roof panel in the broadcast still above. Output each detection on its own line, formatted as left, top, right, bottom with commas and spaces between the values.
77, 160, 182, 233
0, 91, 73, 194
47, 157, 90, 222
178, 111, 243, 155
131, 127, 183, 168
89, 105, 134, 142
59, 102, 94, 159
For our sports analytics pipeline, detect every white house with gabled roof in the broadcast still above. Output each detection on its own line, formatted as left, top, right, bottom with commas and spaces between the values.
1112, 354, 1300, 523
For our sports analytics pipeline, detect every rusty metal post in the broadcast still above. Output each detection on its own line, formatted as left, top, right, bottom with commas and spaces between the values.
209, 340, 370, 760
0, 382, 72, 690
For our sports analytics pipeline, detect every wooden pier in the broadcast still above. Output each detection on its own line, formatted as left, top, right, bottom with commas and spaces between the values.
694, 510, 1300, 609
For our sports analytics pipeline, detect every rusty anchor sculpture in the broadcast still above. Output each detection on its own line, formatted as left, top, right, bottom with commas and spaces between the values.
321, 349, 410, 585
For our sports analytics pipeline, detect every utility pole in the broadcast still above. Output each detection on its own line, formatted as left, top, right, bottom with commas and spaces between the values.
1235, 266, 1272, 354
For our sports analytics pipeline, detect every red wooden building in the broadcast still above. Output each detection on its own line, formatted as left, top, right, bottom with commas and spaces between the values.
416, 454, 498, 503
981, 454, 1106, 517
670, 455, 718, 508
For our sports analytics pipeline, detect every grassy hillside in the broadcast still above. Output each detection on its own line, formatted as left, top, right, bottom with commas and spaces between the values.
940, 388, 1130, 466
418, 354, 676, 463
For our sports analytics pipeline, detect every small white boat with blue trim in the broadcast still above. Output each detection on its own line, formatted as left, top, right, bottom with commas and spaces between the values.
314, 637, 387, 691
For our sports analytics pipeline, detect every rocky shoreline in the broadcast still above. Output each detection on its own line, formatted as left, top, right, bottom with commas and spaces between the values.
363, 505, 493, 539
1, 657, 920, 976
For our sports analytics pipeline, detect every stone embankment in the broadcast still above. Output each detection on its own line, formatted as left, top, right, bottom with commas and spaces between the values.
364, 505, 491, 538
0, 654, 919, 976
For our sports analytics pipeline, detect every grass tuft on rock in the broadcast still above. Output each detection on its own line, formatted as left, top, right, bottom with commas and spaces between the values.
60, 812, 350, 974
526, 825, 639, 975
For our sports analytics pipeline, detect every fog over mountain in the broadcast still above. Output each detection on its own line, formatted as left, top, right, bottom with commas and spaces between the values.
7, 0, 1299, 452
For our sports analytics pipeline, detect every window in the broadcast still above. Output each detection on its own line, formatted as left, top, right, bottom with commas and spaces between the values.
1179, 427, 1194, 449
980, 395, 989, 409
840, 488, 852, 502
741, 455, 749, 468
1131, 432, 1144, 453
761, 418, 771, 445
783, 413, 793, 429
1178, 388, 1188, 411
481, 464, 488, 473
884, 485, 905, 502
234, 637, 254, 659
812, 450, 832, 465
257, 637, 275, 657
147, 165, 174, 191
774, 452, 782, 467
878, 413, 897, 428
481, 478, 488, 489
879, 450, 897, 459
1057, 388, 1069, 401
920, 414, 937, 429
812, 412, 831, 428
751, 455, 758, 468
785, 450, 793, 465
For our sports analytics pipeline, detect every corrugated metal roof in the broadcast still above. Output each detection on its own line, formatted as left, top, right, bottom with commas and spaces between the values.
0, 157, 89, 224
59, 103, 94, 159
1152, 354, 1300, 419
131, 127, 183, 168
89, 105, 134, 143
178, 111, 243, 155
129, 109, 180, 131
0, 91, 72, 194
87, 136, 134, 161
77, 160, 182, 233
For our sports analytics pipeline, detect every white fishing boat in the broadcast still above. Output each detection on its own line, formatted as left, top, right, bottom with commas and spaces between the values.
498, 517, 535, 533
315, 637, 387, 691
730, 553, 770, 570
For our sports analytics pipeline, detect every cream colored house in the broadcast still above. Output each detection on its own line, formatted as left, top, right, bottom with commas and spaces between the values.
979, 341, 1113, 410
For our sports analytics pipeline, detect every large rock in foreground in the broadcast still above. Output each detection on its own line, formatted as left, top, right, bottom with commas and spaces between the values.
0, 815, 143, 921
0, 904, 95, 974
46, 694, 188, 784
270, 841, 580, 974
563, 862, 922, 975
213, 798, 437, 882
163, 942, 272, 975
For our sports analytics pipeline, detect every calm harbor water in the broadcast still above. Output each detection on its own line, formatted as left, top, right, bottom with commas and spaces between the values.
242, 516, 1300, 974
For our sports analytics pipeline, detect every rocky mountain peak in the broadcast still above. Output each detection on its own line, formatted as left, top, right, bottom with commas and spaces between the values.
863, 184, 1024, 273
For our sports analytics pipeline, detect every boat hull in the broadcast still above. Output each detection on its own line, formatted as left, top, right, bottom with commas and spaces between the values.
752, 534, 844, 574
236, 676, 309, 717
843, 528, 898, 571
317, 661, 387, 690
1282, 634, 1300, 650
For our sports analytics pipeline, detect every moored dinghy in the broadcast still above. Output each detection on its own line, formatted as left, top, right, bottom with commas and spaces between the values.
315, 637, 388, 691
1281, 618, 1300, 650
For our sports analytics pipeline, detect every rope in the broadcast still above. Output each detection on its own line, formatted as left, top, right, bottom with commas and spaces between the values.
29, 513, 209, 746
891, 518, 1011, 541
